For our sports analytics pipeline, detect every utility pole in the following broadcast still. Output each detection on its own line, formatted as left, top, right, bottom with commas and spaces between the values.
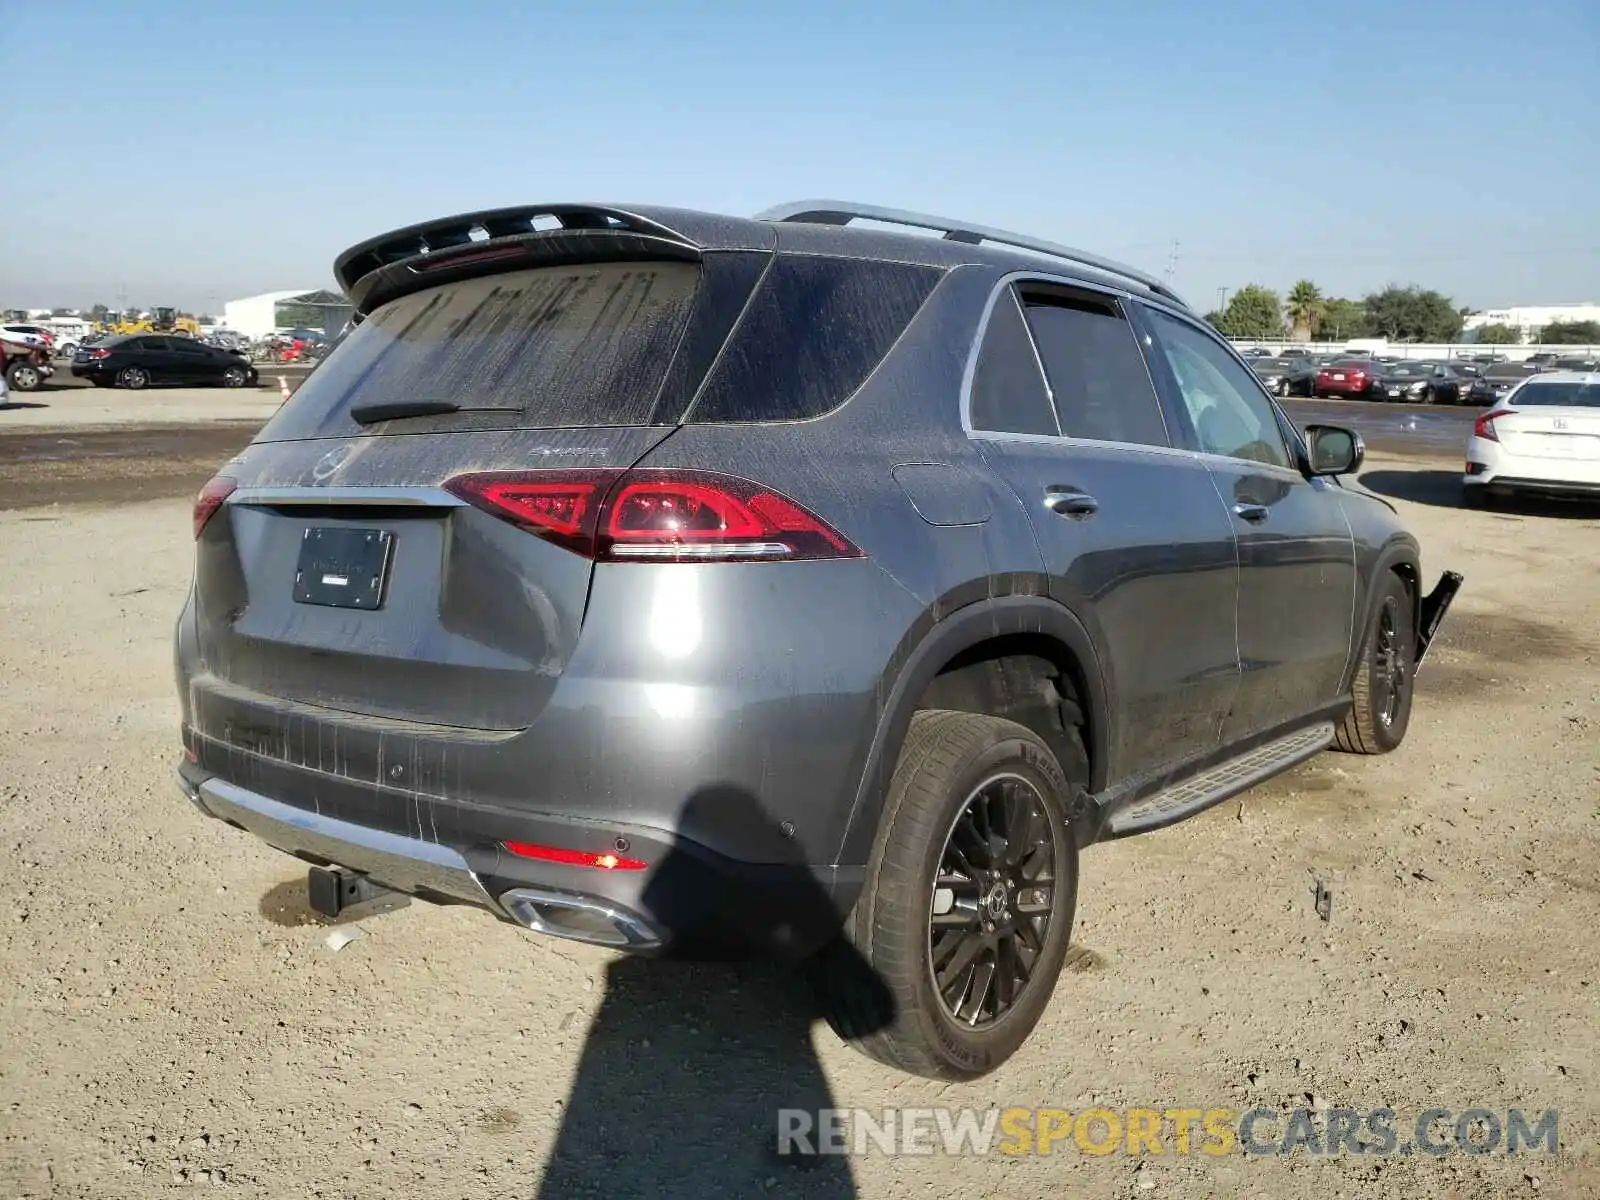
1217, 287, 1229, 312
1164, 241, 1180, 287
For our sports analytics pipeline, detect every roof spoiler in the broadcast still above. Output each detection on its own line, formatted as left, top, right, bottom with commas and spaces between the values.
333, 204, 707, 313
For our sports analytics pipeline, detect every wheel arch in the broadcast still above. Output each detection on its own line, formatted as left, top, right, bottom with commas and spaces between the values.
1343, 535, 1421, 691
835, 596, 1112, 869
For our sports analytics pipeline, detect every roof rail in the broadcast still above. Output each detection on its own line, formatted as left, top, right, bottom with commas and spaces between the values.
754, 199, 1187, 308
333, 203, 703, 299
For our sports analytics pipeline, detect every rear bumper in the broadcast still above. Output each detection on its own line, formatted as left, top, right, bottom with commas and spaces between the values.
177, 759, 851, 959
1467, 476, 1600, 498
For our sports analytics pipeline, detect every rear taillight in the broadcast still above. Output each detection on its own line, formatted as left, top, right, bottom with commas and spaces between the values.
193, 475, 237, 538
86, 348, 111, 359
1473, 410, 1510, 442
444, 469, 864, 563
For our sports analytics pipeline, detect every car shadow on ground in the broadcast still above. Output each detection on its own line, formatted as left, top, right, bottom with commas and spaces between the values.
0, 401, 51, 411
533, 786, 892, 1200
1359, 469, 1600, 519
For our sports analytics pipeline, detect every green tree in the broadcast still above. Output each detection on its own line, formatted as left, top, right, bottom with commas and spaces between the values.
1285, 280, 1325, 339
1538, 319, 1600, 345
1318, 298, 1370, 341
1475, 323, 1522, 344
1214, 285, 1285, 339
1363, 285, 1463, 342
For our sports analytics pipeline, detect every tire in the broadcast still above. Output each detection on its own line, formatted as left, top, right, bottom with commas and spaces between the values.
221, 366, 248, 388
5, 362, 42, 392
811, 710, 1082, 1080
116, 366, 149, 390
1276, 379, 1290, 398
1334, 572, 1416, 755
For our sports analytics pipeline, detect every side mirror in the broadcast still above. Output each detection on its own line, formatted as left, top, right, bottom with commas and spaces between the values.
1303, 424, 1364, 476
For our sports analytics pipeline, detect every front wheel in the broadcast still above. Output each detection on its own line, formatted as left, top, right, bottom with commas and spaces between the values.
221, 366, 248, 388
5, 362, 43, 392
811, 710, 1081, 1080
1334, 572, 1416, 755
116, 366, 149, 390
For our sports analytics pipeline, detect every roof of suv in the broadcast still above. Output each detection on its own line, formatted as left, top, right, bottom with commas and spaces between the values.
333, 199, 1187, 316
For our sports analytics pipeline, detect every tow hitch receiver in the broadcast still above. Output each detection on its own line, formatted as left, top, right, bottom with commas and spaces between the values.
1416, 570, 1464, 667
307, 866, 410, 920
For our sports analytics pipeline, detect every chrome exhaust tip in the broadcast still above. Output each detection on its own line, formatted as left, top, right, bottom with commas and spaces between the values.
498, 886, 662, 950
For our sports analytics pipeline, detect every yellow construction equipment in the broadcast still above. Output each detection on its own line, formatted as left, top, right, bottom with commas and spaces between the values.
100, 307, 203, 337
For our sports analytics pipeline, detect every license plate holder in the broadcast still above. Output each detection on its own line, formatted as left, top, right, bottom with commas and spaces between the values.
293, 527, 394, 610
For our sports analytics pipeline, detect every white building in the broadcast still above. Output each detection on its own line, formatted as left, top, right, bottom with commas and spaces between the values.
1463, 302, 1600, 343
222, 290, 314, 339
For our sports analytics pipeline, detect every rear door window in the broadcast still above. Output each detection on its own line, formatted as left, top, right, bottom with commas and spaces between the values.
967, 289, 1059, 436
687, 256, 943, 423
258, 261, 702, 438
1020, 291, 1171, 448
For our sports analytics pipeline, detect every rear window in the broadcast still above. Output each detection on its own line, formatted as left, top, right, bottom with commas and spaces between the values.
259, 262, 701, 437
687, 255, 943, 423
1511, 381, 1600, 407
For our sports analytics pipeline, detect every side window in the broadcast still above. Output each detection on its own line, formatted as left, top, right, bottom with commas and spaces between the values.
1020, 292, 1170, 447
968, 289, 1058, 436
689, 256, 943, 423
1140, 307, 1292, 469
134, 338, 167, 352
169, 340, 206, 355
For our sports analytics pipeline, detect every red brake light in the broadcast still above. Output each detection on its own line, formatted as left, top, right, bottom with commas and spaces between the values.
1473, 410, 1509, 442
87, 347, 111, 359
444, 469, 864, 563
501, 841, 647, 870
193, 475, 237, 538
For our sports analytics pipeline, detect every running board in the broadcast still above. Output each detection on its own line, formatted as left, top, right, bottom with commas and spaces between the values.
1104, 723, 1335, 838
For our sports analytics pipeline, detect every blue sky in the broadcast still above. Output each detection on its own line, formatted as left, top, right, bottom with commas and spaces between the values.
2, 0, 1595, 314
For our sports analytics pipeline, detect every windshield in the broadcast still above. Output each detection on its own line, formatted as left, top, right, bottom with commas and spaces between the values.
1250, 359, 1291, 371
1511, 380, 1600, 407
1387, 364, 1431, 377
1486, 363, 1540, 379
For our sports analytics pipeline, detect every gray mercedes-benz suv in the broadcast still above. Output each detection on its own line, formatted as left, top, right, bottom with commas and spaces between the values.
175, 200, 1460, 1079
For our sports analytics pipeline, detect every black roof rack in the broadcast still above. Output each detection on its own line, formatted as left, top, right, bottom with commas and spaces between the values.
333, 203, 706, 304
755, 199, 1187, 308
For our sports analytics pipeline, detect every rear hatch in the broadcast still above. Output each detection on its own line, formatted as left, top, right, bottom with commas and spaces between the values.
192, 256, 751, 731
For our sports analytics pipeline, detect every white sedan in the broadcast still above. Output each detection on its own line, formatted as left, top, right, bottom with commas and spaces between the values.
1464, 372, 1600, 507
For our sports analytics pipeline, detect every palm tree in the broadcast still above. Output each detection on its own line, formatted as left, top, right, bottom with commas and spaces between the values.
1286, 281, 1325, 341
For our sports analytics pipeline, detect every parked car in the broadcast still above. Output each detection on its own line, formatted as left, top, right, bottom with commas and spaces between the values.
1, 323, 54, 352
1525, 352, 1562, 367
1464, 372, 1600, 507
1248, 355, 1318, 397
70, 334, 259, 389
173, 199, 1461, 1080
1, 334, 55, 393
1371, 361, 1465, 405
1551, 355, 1599, 372
1466, 361, 1543, 405
1313, 358, 1384, 398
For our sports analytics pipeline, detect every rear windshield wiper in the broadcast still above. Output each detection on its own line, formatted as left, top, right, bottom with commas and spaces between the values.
349, 400, 520, 425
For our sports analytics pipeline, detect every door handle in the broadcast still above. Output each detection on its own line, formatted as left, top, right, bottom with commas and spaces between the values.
1233, 502, 1269, 523
1044, 489, 1099, 518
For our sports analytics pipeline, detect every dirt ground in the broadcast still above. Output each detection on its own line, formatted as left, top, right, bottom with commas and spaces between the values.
1, 442, 1597, 1199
